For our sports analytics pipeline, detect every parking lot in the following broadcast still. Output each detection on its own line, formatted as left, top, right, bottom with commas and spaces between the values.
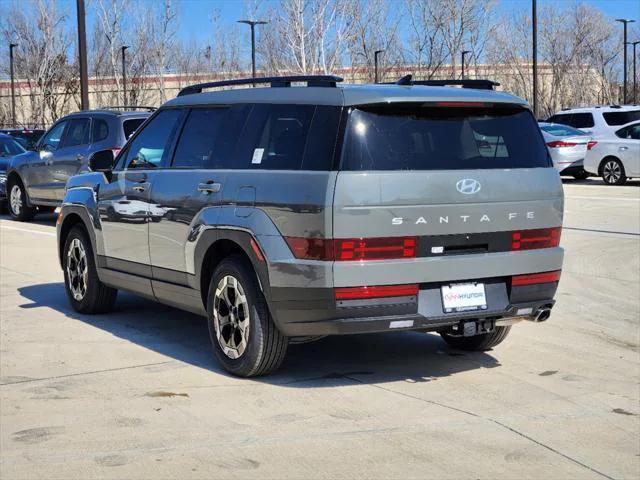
0, 178, 638, 479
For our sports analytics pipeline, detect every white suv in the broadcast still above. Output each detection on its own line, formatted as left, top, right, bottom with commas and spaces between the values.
547, 106, 640, 138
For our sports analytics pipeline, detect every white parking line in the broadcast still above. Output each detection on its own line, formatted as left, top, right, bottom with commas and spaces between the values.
565, 195, 640, 202
0, 224, 56, 237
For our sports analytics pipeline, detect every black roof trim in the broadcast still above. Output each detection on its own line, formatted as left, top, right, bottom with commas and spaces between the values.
177, 75, 344, 97
393, 75, 500, 90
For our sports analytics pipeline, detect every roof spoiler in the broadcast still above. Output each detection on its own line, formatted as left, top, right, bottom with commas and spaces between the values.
394, 74, 500, 90
177, 75, 343, 97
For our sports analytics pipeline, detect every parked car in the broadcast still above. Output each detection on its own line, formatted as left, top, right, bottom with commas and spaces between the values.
538, 122, 594, 179
56, 75, 564, 377
5, 108, 151, 221
547, 105, 640, 138
0, 133, 27, 210
584, 121, 640, 185
0, 128, 45, 150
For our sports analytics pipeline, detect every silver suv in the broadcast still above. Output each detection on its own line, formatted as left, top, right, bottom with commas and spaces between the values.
56, 76, 564, 377
6, 108, 151, 220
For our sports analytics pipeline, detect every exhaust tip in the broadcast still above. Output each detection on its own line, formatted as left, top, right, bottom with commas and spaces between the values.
534, 308, 551, 322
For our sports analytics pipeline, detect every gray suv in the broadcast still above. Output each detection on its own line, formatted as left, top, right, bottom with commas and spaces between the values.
5, 108, 150, 221
56, 76, 564, 377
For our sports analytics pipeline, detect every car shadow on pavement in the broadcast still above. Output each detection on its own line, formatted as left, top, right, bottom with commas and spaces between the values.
17, 283, 502, 387
561, 177, 640, 186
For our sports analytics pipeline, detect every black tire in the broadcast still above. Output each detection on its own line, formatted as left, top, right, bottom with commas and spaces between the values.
440, 326, 511, 351
63, 226, 117, 314
572, 170, 589, 180
600, 158, 627, 185
207, 255, 288, 377
6, 178, 36, 221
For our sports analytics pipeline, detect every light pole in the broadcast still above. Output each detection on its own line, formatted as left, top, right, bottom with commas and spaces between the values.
630, 40, 640, 104
9, 43, 17, 128
461, 50, 471, 79
76, 0, 89, 110
532, 0, 538, 118
616, 19, 636, 104
237, 20, 268, 86
374, 50, 384, 83
121, 46, 129, 107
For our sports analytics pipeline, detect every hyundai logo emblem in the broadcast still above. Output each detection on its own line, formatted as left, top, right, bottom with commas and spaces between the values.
456, 178, 481, 194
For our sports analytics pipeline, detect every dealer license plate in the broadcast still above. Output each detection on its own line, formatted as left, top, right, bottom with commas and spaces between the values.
441, 283, 487, 313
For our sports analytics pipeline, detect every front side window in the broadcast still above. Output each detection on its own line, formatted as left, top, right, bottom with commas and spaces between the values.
603, 110, 640, 126
123, 109, 184, 169
63, 118, 91, 148
615, 123, 640, 140
40, 121, 68, 152
172, 108, 228, 168
341, 104, 551, 171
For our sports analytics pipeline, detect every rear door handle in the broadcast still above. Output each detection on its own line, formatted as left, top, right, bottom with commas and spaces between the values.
132, 185, 147, 192
619, 146, 628, 151
198, 181, 221, 194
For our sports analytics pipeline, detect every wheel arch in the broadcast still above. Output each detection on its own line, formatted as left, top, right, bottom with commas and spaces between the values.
195, 229, 271, 312
598, 155, 622, 175
5, 170, 32, 207
57, 208, 98, 268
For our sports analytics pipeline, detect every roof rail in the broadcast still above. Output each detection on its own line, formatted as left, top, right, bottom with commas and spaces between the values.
177, 75, 343, 97
98, 105, 157, 112
394, 75, 500, 90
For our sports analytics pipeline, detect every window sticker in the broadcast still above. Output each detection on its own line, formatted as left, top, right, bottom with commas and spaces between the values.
252, 148, 264, 164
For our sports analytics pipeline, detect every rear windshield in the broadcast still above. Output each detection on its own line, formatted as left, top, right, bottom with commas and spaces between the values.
123, 118, 146, 139
341, 104, 550, 171
602, 110, 640, 126
541, 124, 587, 137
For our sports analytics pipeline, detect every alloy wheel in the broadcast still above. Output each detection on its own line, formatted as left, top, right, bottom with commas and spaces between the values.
603, 160, 621, 184
66, 238, 88, 301
9, 185, 22, 215
213, 275, 250, 359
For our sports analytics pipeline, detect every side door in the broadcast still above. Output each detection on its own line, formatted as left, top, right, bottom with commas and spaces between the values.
96, 109, 186, 281
616, 124, 640, 176
50, 117, 92, 200
28, 120, 68, 201
148, 105, 247, 285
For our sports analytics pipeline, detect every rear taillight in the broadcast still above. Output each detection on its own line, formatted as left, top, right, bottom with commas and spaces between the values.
546, 140, 577, 148
512, 270, 561, 286
587, 141, 598, 150
284, 236, 419, 261
335, 284, 419, 300
511, 227, 561, 251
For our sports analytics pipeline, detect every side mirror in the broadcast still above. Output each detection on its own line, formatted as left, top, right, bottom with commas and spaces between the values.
89, 150, 115, 172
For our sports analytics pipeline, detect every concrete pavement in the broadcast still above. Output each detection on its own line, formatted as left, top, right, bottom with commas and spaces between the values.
1, 178, 639, 479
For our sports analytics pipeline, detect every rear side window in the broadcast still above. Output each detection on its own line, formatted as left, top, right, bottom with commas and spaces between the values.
172, 108, 228, 168
123, 109, 184, 169
603, 110, 640, 126
92, 119, 109, 142
615, 123, 640, 139
341, 104, 551, 171
63, 118, 91, 147
123, 118, 146, 139
547, 113, 594, 129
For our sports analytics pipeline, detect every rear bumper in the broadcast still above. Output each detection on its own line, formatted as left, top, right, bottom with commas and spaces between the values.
270, 278, 559, 336
558, 159, 586, 176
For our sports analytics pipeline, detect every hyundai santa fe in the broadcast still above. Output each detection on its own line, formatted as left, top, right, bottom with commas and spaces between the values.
56, 75, 564, 377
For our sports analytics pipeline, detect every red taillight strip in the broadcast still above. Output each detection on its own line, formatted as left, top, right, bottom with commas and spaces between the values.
284, 236, 418, 261
512, 227, 561, 250
512, 270, 561, 286
546, 140, 578, 148
587, 141, 598, 150
335, 284, 419, 300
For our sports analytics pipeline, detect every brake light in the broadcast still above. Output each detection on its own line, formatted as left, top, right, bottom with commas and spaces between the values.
587, 141, 598, 150
335, 284, 419, 300
546, 140, 577, 148
284, 236, 418, 261
511, 227, 561, 250
512, 270, 561, 286
436, 101, 486, 108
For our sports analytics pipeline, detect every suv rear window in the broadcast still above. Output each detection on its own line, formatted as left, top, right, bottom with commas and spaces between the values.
123, 118, 146, 139
341, 104, 550, 171
603, 110, 640, 126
